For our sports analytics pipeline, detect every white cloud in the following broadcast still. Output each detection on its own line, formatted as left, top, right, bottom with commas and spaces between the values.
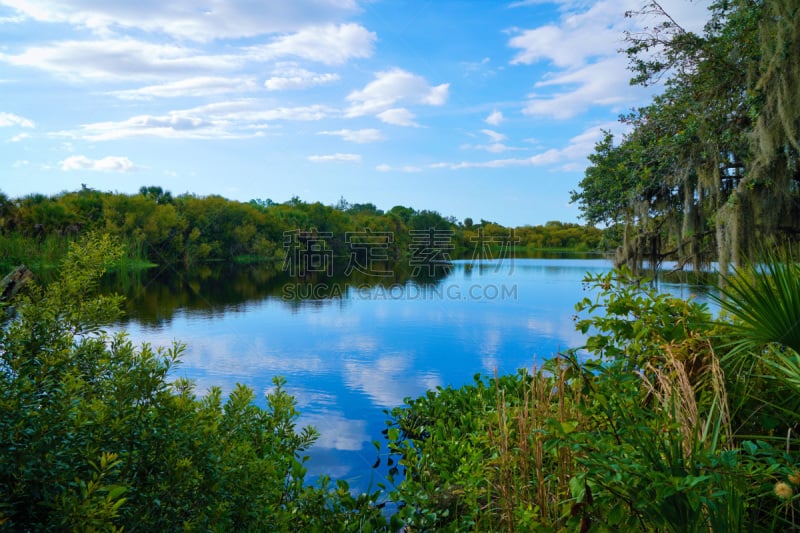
60, 155, 135, 172
264, 64, 340, 91
0, 39, 239, 81
307, 153, 361, 163
249, 23, 376, 65
64, 114, 216, 141
433, 122, 621, 170
12, 159, 29, 168
8, 132, 30, 142
111, 76, 257, 100
375, 163, 422, 173
188, 100, 333, 122
485, 110, 503, 126
344, 354, 441, 408
508, 0, 711, 119
346, 68, 449, 118
656, 0, 714, 34
524, 55, 635, 119
299, 411, 369, 451
461, 142, 521, 154
60, 100, 333, 140
0, 112, 35, 128
318, 128, 384, 143
481, 129, 506, 142
509, 0, 634, 69
0, 0, 362, 41
461, 129, 521, 153
376, 108, 419, 127
0, 23, 372, 84
0, 13, 25, 23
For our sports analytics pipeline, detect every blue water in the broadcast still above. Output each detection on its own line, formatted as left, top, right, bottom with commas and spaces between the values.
114, 258, 711, 491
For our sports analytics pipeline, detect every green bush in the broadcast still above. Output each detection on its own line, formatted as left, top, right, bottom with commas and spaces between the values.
0, 234, 386, 531
380, 268, 800, 531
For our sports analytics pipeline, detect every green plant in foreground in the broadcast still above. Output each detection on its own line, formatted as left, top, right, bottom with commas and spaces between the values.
379, 268, 800, 531
0, 233, 387, 531
712, 247, 800, 360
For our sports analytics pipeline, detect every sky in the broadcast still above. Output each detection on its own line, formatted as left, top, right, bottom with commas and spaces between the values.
0, 0, 711, 227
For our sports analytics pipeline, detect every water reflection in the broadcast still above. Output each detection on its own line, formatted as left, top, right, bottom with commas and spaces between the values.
112, 257, 633, 491
105, 261, 450, 326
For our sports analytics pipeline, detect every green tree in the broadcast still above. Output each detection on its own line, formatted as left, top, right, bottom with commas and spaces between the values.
571, 131, 636, 227
576, 1, 800, 271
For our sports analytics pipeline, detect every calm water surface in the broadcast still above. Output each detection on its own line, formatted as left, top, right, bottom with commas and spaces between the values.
111, 258, 710, 491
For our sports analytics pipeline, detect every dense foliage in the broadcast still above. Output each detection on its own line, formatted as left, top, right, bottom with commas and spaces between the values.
0, 187, 607, 271
381, 266, 800, 531
572, 0, 800, 272
0, 235, 388, 531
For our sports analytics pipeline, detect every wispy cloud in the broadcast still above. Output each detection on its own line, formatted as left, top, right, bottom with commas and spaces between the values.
376, 108, 419, 127
375, 163, 422, 173
318, 128, 384, 143
0, 112, 35, 128
481, 129, 506, 142
8, 132, 31, 142
265, 63, 340, 91
308, 153, 361, 163
0, 25, 372, 84
60, 155, 136, 172
434, 122, 621, 170
0, 39, 240, 82
247, 23, 376, 65
460, 129, 524, 153
523, 56, 635, 119
110, 76, 257, 100
58, 100, 334, 140
507, 0, 711, 119
0, 0, 362, 41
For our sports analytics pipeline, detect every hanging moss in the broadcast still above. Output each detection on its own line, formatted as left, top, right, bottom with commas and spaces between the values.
752, 0, 800, 161
596, 1, 800, 272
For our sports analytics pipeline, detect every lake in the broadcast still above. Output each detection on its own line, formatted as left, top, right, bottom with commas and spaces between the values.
109, 257, 711, 493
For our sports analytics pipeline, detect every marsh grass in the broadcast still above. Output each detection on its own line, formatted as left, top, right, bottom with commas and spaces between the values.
0, 233, 155, 274
0, 233, 70, 270
487, 359, 584, 530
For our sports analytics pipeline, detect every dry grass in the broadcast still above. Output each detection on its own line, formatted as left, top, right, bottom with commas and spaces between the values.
641, 337, 732, 458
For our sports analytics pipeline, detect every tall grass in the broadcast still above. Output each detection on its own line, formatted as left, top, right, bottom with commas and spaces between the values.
0, 233, 71, 270
487, 359, 585, 531
0, 232, 155, 274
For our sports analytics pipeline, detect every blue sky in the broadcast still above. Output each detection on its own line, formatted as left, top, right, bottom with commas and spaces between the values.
0, 0, 710, 226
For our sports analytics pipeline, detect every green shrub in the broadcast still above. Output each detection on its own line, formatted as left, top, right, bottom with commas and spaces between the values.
0, 234, 386, 531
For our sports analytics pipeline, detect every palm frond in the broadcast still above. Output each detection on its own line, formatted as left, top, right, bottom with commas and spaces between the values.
712, 247, 800, 358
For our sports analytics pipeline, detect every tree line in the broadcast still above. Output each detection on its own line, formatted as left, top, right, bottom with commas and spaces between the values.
0, 186, 607, 271
572, 0, 800, 273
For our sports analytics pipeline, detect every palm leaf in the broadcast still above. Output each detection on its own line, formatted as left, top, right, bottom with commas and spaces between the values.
712, 247, 800, 358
